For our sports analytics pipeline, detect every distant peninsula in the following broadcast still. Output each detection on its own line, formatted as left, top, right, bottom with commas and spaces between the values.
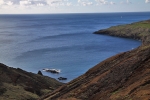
94, 20, 150, 45
39, 19, 150, 100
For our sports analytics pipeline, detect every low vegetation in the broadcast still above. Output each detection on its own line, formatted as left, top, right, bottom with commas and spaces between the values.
94, 20, 150, 44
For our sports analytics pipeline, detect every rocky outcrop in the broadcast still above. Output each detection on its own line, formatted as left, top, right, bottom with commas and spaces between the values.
40, 19, 150, 100
0, 63, 63, 100
38, 70, 43, 76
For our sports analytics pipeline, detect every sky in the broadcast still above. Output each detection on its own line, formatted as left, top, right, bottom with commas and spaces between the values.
0, 0, 150, 14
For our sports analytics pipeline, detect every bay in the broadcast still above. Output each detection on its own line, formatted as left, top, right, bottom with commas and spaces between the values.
0, 12, 149, 82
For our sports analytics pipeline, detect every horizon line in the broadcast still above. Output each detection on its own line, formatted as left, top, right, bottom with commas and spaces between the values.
0, 11, 150, 15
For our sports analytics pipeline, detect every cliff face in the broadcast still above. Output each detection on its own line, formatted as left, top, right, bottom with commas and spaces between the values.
0, 63, 63, 100
40, 20, 150, 100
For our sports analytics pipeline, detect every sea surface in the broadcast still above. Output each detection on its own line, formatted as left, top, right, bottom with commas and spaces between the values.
0, 12, 149, 82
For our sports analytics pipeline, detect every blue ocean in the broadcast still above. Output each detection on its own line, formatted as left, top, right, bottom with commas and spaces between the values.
0, 12, 149, 82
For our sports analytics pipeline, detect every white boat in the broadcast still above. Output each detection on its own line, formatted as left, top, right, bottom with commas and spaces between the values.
43, 68, 61, 73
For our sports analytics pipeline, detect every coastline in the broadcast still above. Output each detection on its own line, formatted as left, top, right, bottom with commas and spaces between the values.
40, 19, 150, 100
0, 13, 148, 83
1, 18, 150, 100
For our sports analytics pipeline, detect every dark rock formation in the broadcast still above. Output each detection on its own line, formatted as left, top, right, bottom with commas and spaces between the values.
39, 19, 150, 100
0, 63, 63, 100
58, 77, 67, 80
38, 70, 43, 76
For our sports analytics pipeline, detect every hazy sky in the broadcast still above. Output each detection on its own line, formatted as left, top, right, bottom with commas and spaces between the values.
0, 0, 150, 14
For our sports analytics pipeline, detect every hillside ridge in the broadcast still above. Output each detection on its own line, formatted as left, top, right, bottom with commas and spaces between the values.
0, 63, 63, 100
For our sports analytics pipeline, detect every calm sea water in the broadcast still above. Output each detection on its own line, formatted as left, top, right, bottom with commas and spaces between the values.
0, 12, 149, 82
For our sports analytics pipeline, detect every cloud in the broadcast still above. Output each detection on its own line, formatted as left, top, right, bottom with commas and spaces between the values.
78, 0, 93, 6
95, 0, 108, 5
110, 1, 115, 5
127, 0, 132, 3
126, 0, 129, 3
46, 0, 72, 7
37, 3, 44, 6
20, 0, 32, 6
145, 0, 150, 3
6, 1, 13, 5
0, 0, 47, 6
120, 0, 132, 4
0, 0, 4, 5
83, 2, 93, 6
46, 0, 62, 5
95, 0, 116, 5
66, 2, 72, 6
0, 0, 73, 9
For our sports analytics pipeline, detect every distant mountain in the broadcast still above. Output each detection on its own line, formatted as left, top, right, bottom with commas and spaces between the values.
0, 63, 63, 100
40, 19, 150, 100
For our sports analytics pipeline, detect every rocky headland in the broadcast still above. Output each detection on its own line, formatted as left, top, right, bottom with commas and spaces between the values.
94, 20, 150, 45
0, 63, 63, 100
39, 20, 150, 100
